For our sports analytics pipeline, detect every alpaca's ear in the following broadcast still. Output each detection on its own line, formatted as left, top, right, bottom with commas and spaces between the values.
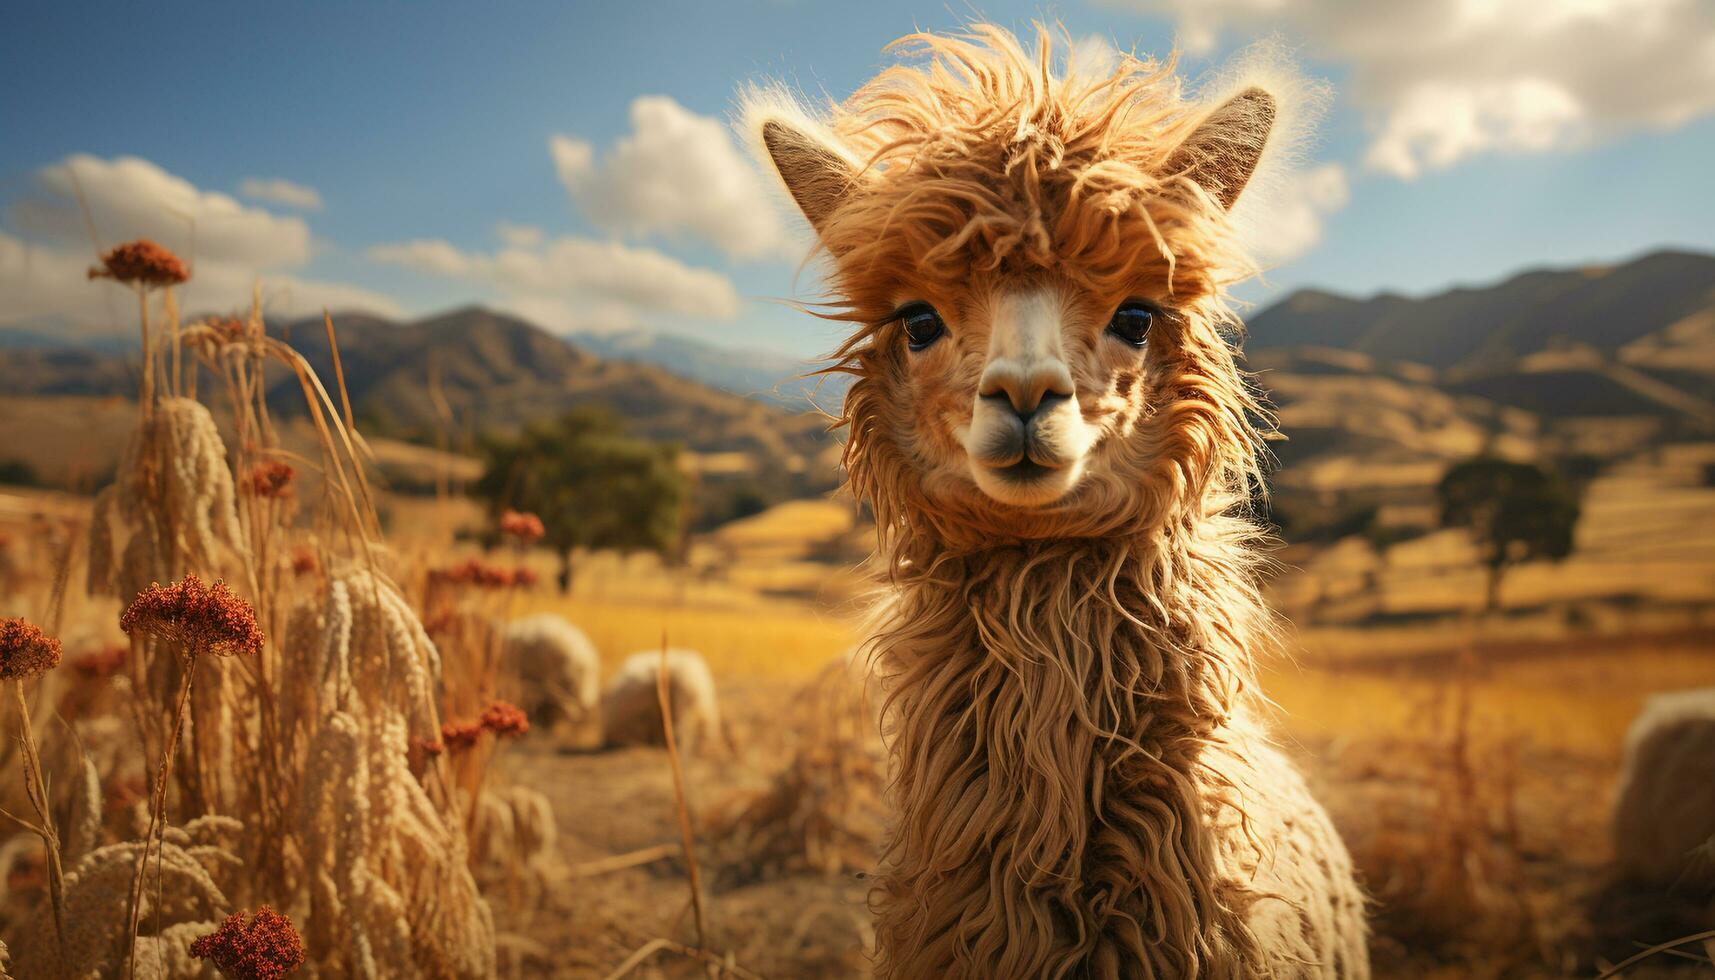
759, 118, 861, 235
1167, 87, 1276, 210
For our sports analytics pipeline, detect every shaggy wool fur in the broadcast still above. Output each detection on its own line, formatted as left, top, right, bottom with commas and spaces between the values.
1612, 687, 1715, 887
501, 613, 601, 730
601, 649, 725, 755
747, 25, 1368, 978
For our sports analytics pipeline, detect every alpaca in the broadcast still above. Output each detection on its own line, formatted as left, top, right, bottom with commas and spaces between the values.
746, 26, 1368, 978
500, 613, 601, 730
1612, 687, 1715, 886
601, 649, 725, 755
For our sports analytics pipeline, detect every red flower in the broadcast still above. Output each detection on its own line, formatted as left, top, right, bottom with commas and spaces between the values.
499, 509, 545, 545
244, 462, 295, 499
289, 548, 318, 576
429, 557, 527, 589
480, 699, 530, 738
511, 566, 540, 588
71, 643, 128, 679
414, 736, 445, 758
190, 905, 305, 980
428, 558, 476, 586
120, 575, 264, 657
441, 720, 484, 753
0, 618, 61, 681
87, 239, 190, 287
210, 316, 247, 341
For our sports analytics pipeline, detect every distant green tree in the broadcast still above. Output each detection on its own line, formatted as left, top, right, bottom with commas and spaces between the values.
1436, 457, 1581, 613
472, 407, 687, 593
0, 459, 40, 488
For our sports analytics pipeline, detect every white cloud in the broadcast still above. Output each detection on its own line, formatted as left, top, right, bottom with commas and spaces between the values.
12, 154, 313, 269
1, 154, 400, 326
0, 231, 402, 325
238, 176, 324, 211
1247, 163, 1349, 266
1364, 78, 1585, 178
368, 239, 473, 278
552, 95, 800, 261
494, 222, 545, 249
366, 234, 743, 329
1107, 0, 1715, 177
495, 294, 642, 335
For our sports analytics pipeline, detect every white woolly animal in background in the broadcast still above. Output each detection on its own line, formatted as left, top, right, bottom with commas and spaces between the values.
1613, 687, 1715, 886
500, 614, 601, 730
747, 24, 1368, 978
601, 649, 724, 755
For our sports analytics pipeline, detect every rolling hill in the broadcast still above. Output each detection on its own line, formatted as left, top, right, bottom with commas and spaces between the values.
1246, 249, 1715, 473
4, 248, 1713, 529
1246, 249, 1715, 372
0, 307, 841, 520
570, 328, 845, 411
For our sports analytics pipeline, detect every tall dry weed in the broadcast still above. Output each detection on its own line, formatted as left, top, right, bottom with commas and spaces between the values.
1348, 657, 1549, 972
709, 653, 887, 883
0, 250, 517, 977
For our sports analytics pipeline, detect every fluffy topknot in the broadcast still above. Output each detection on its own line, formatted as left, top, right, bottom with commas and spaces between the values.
745, 25, 1318, 301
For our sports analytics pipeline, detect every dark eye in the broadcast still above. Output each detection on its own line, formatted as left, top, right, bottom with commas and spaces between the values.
898, 303, 946, 351
1106, 301, 1154, 348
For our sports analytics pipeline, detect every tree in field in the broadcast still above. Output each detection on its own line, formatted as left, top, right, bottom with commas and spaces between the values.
472, 407, 687, 593
1435, 457, 1581, 613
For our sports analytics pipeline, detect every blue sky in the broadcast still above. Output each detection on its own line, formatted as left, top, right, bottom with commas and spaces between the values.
4, 0, 1712, 359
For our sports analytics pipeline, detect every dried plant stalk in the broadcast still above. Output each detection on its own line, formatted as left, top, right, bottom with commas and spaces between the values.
290, 569, 495, 977
657, 639, 709, 958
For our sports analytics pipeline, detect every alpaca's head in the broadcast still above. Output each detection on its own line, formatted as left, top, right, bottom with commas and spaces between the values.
750, 26, 1298, 542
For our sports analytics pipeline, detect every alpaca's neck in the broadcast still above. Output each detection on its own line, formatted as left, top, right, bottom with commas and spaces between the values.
869, 526, 1270, 978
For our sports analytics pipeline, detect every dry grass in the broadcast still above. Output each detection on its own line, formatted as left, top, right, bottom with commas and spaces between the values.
3, 268, 1714, 978
0, 287, 532, 977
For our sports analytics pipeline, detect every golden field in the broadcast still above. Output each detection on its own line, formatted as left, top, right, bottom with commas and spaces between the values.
5, 433, 1715, 977
1, 286, 1712, 978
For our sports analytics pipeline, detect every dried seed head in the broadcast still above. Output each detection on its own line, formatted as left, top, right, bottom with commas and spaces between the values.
243, 462, 295, 500
429, 557, 536, 589
289, 547, 317, 576
0, 617, 62, 680
189, 905, 306, 980
71, 643, 128, 679
441, 720, 484, 753
499, 509, 545, 544
209, 316, 247, 342
480, 699, 530, 738
430, 557, 505, 588
87, 239, 190, 287
120, 574, 264, 657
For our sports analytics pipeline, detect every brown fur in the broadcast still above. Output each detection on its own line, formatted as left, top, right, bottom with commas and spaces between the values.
748, 24, 1368, 978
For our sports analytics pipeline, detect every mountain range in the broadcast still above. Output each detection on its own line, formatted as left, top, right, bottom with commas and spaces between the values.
1246, 249, 1715, 433
3, 248, 1712, 519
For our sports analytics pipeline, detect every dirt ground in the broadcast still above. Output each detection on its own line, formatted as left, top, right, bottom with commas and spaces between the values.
498, 645, 1715, 979
502, 677, 875, 979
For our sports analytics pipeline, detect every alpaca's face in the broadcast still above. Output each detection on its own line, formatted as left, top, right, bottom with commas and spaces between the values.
853, 276, 1175, 509
754, 30, 1278, 533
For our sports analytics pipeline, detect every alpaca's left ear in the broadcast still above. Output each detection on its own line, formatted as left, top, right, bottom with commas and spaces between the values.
757, 118, 861, 236
1167, 87, 1276, 210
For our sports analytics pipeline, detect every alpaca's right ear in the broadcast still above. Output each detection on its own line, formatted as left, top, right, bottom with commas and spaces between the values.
741, 85, 866, 241
753, 115, 862, 236
1167, 86, 1277, 211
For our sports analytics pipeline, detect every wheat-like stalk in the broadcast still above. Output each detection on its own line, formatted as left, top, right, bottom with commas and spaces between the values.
288, 569, 496, 977
88, 398, 247, 603
0, 267, 530, 977
8, 827, 238, 978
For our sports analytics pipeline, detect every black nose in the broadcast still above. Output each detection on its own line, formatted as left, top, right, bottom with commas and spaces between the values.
983, 390, 1069, 425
